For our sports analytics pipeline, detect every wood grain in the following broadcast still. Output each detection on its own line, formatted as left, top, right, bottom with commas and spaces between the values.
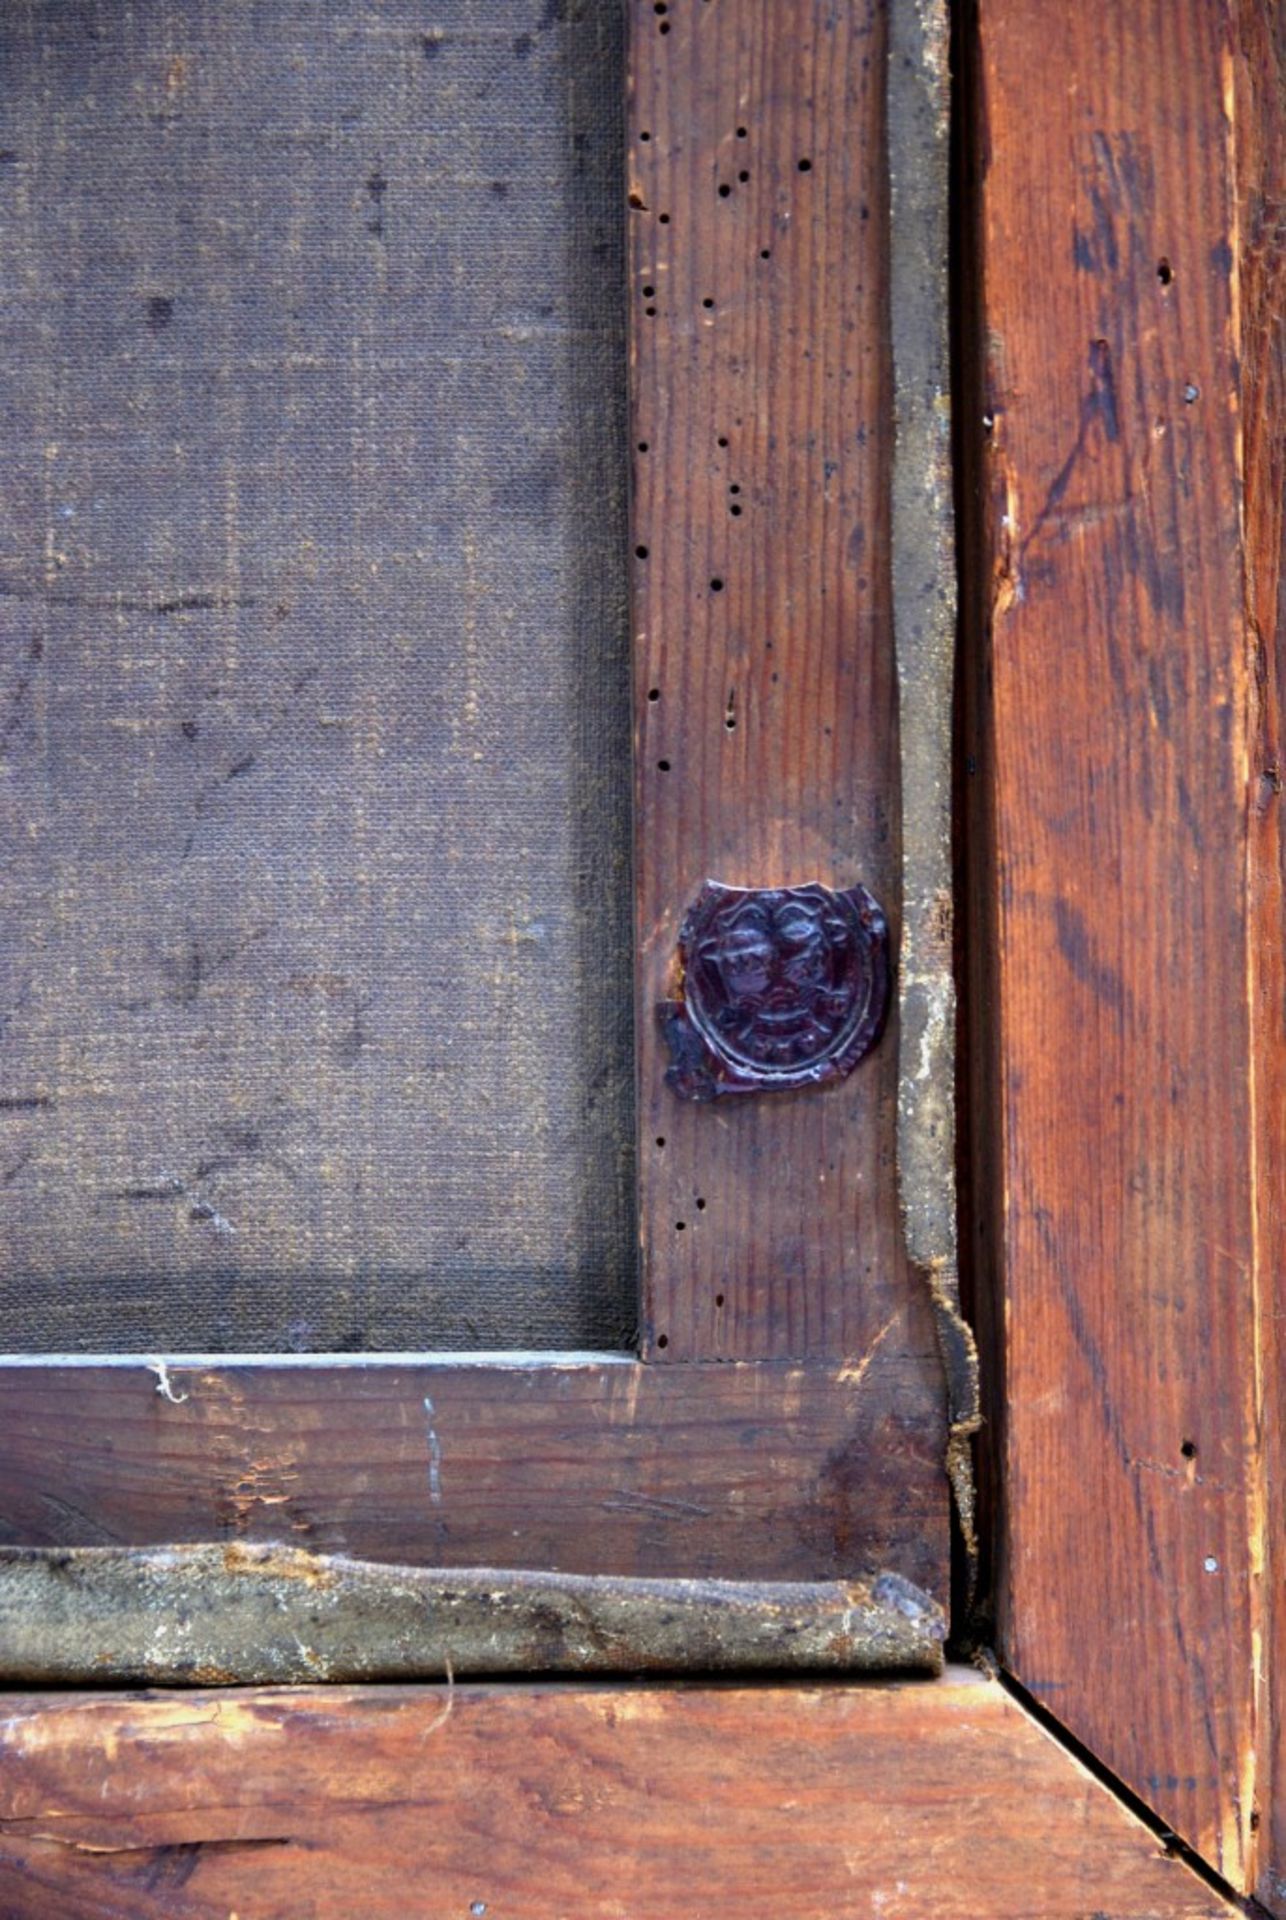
629, 0, 910, 1364
0, 0, 954, 1670
0, 1671, 1233, 1919
0, 1355, 946, 1594
966, 0, 1275, 1889
1233, 3, 1286, 1912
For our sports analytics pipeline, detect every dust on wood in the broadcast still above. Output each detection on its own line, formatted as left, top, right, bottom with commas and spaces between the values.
0, 1545, 945, 1686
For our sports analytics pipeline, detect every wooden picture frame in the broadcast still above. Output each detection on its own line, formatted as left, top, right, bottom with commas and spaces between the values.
0, 0, 953, 1627
2, 0, 1282, 1915
960, 0, 1284, 1903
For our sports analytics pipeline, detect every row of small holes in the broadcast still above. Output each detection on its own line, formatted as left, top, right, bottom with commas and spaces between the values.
662, 1193, 716, 1345
632, 120, 806, 246
638, 128, 755, 756
638, 291, 715, 313
651, 1148, 722, 1340
638, 106, 788, 1357
643, 422, 732, 760
648, 426, 735, 752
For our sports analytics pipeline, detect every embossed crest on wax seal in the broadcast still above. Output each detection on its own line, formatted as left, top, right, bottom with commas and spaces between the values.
658, 880, 890, 1101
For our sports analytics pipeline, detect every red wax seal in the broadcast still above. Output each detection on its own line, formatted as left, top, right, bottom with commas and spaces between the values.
658, 880, 890, 1101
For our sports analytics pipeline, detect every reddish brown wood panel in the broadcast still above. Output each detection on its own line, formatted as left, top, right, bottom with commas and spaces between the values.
0, 1673, 1233, 1919
0, 1355, 947, 1594
1234, 3, 1286, 1912
629, 0, 912, 1364
966, 0, 1274, 1889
